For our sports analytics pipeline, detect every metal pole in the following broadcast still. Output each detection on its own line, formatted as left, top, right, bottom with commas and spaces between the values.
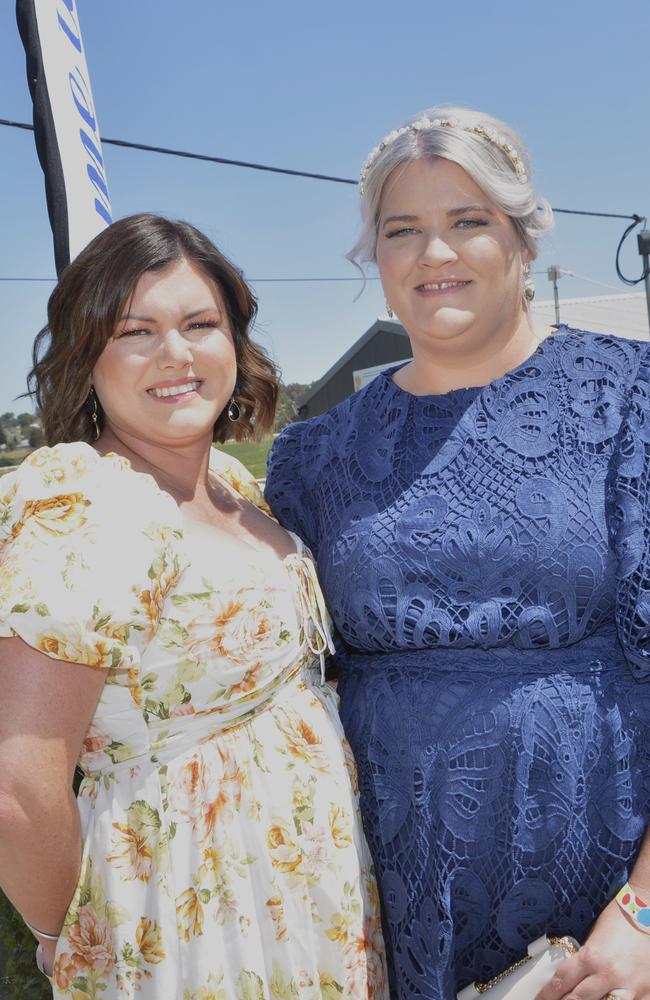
547, 265, 561, 325
638, 231, 650, 334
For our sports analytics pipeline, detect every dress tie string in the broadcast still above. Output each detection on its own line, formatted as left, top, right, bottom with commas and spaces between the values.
285, 554, 335, 683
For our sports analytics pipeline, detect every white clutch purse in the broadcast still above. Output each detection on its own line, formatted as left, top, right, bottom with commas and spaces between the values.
457, 935, 579, 999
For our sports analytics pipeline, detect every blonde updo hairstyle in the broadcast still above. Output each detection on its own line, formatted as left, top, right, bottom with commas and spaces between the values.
348, 105, 554, 272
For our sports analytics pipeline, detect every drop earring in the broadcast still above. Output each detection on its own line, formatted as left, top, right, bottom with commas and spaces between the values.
227, 397, 241, 422
523, 262, 535, 302
88, 386, 100, 441
385, 300, 394, 319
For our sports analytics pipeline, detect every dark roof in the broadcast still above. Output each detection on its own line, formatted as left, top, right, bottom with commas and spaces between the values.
298, 317, 408, 408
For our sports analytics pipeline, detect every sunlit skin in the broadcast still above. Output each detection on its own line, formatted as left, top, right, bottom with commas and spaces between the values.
92, 255, 295, 561
93, 257, 237, 480
375, 157, 537, 395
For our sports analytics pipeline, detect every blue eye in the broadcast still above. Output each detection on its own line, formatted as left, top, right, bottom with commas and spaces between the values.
455, 218, 488, 229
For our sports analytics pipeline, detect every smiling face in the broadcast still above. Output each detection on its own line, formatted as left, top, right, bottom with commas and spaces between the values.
92, 257, 236, 450
376, 157, 529, 357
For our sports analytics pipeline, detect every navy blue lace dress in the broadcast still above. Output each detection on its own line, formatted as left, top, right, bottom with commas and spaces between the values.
265, 331, 650, 998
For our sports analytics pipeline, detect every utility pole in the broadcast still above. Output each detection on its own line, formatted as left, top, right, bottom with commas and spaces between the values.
638, 229, 650, 333
547, 265, 562, 326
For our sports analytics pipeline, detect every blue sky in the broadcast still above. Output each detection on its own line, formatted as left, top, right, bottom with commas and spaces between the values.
1, 0, 649, 415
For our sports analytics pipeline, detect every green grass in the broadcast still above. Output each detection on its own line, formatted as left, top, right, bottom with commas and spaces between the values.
0, 442, 275, 481
0, 448, 30, 471
214, 436, 274, 481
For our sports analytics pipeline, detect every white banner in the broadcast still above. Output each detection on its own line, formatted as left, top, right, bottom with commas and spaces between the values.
17, 0, 112, 271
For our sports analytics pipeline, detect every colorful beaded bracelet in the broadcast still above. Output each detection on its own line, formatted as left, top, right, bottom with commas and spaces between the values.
616, 882, 650, 933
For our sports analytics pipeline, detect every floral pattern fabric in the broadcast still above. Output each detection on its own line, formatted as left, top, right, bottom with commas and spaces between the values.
265, 331, 650, 997
0, 443, 387, 1000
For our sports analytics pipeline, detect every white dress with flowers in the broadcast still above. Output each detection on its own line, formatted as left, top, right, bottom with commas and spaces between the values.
0, 443, 388, 1000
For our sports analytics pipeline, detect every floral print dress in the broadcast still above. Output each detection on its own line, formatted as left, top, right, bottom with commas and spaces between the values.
0, 443, 387, 1000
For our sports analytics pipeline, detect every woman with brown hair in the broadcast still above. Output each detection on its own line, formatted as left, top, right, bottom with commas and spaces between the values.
0, 214, 387, 999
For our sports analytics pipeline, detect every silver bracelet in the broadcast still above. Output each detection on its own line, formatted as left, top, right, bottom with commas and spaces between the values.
23, 918, 60, 941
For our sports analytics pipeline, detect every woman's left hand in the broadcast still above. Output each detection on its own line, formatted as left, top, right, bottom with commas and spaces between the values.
535, 898, 650, 999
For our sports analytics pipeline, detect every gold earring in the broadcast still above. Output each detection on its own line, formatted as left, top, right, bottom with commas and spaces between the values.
385, 300, 394, 319
89, 387, 100, 441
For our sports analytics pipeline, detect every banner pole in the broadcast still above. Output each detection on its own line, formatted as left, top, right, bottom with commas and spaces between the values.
16, 0, 112, 274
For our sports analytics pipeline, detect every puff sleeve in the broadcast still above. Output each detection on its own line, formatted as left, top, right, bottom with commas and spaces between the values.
0, 444, 184, 672
209, 446, 274, 516
265, 421, 319, 553
613, 344, 650, 680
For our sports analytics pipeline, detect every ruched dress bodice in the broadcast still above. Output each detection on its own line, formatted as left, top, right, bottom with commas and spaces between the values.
265, 331, 650, 997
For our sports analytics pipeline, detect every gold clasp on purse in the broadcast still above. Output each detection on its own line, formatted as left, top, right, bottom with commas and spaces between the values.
457, 935, 579, 998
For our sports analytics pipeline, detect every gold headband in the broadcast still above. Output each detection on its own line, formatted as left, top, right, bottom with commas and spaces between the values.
359, 116, 528, 195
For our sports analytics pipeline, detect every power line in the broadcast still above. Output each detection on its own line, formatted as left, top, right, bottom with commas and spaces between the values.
0, 275, 383, 284
560, 271, 643, 294
0, 117, 642, 221
552, 208, 642, 222
0, 272, 553, 284
0, 275, 382, 283
2, 115, 646, 293
0, 118, 357, 187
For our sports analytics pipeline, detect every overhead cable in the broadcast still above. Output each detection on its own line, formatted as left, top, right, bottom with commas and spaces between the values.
0, 117, 357, 186
0, 118, 641, 221
2, 116, 646, 288
0, 272, 552, 284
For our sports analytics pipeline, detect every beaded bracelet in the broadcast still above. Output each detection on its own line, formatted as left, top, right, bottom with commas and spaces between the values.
616, 882, 650, 933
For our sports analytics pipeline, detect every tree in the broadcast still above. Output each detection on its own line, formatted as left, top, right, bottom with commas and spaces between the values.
17, 414, 33, 428
274, 382, 312, 432
28, 427, 44, 449
0, 426, 6, 447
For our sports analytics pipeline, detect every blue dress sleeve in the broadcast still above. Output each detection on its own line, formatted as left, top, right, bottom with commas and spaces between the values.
614, 344, 650, 680
265, 421, 319, 553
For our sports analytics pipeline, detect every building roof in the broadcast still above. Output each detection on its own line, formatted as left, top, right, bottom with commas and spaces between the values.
533, 291, 648, 341
298, 318, 407, 408
298, 291, 650, 409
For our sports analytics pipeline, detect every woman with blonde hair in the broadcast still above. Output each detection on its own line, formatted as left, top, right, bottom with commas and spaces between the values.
266, 107, 650, 996
0, 213, 388, 999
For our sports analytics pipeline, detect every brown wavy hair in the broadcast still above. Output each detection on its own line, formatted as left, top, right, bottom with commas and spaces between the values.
28, 213, 279, 445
